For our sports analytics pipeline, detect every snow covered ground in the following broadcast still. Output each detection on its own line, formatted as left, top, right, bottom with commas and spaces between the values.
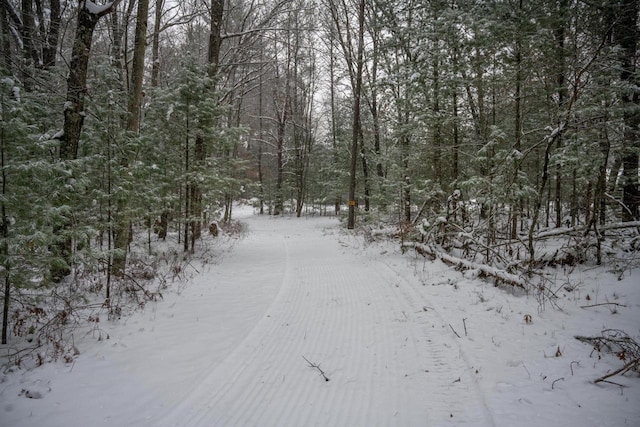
1, 207, 639, 426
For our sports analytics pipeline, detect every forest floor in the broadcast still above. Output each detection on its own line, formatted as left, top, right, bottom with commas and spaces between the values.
1, 205, 639, 426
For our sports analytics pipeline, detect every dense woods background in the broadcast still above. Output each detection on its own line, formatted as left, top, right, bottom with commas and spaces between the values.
0, 0, 638, 356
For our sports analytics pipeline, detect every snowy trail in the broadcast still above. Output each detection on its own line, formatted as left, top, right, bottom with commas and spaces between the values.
5, 212, 637, 427
155, 215, 494, 427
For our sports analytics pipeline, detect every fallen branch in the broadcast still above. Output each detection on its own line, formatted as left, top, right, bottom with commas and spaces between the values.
404, 242, 526, 288
594, 358, 640, 384
302, 356, 330, 382
580, 302, 627, 309
449, 324, 461, 338
576, 330, 640, 385
552, 377, 565, 389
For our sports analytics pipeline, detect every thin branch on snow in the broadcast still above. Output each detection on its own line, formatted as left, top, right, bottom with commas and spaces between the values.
302, 356, 330, 382
551, 377, 565, 390
449, 324, 461, 339
594, 359, 639, 385
580, 302, 627, 309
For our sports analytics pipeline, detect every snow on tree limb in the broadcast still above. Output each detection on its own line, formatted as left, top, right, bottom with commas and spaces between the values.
535, 221, 640, 239
403, 242, 527, 288
83, 0, 122, 17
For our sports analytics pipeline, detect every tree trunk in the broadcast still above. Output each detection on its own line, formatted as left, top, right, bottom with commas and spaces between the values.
208, 0, 224, 77
329, 35, 340, 214
511, 0, 524, 241
53, 0, 120, 281
1, 103, 9, 344
554, 0, 568, 228
347, 0, 365, 229
21, 0, 39, 69
41, 0, 61, 68
113, 0, 149, 275
274, 112, 285, 215
359, 126, 370, 212
150, 0, 164, 87
0, 0, 11, 73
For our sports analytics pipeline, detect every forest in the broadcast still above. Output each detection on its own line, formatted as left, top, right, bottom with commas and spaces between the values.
0, 0, 638, 363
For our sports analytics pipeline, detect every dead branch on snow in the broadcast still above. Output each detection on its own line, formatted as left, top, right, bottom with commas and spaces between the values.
302, 356, 330, 382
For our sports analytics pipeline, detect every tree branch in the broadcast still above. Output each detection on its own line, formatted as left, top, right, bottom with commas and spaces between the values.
302, 355, 330, 381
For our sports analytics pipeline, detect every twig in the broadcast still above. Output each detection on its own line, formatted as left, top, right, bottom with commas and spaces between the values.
594, 358, 640, 384
123, 272, 154, 300
598, 379, 626, 389
302, 356, 330, 382
580, 302, 627, 309
521, 362, 531, 379
449, 324, 461, 338
552, 377, 565, 389
463, 318, 468, 336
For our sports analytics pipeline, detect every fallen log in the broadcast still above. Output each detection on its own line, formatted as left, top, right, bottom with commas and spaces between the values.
404, 242, 527, 288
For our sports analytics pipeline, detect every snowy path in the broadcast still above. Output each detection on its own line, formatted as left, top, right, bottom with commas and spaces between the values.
156, 215, 494, 426
4, 212, 639, 427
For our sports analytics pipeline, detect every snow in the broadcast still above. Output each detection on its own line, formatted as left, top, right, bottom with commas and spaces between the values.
1, 208, 639, 426
11, 86, 20, 102
84, 0, 115, 15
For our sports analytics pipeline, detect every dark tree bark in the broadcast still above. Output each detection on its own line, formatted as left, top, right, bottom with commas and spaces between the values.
150, 0, 164, 87
511, 0, 523, 241
21, 0, 39, 67
1, 103, 9, 344
53, 0, 120, 281
112, 0, 149, 275
0, 0, 11, 73
208, 0, 224, 77
274, 102, 286, 215
39, 0, 61, 68
347, 0, 365, 229
553, 0, 568, 228
60, 1, 121, 161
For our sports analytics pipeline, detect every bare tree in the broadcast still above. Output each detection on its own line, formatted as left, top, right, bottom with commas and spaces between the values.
112, 0, 149, 277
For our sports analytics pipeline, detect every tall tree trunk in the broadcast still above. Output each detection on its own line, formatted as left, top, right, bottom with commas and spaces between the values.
208, 0, 224, 77
452, 39, 460, 183
0, 0, 11, 73
554, 0, 568, 227
150, 0, 164, 87
53, 0, 120, 281
432, 55, 442, 186
113, 0, 149, 275
347, 0, 365, 229
1, 100, 10, 344
329, 35, 340, 214
274, 109, 286, 215
359, 126, 370, 212
258, 72, 265, 214
21, 0, 39, 69
183, 102, 190, 252
512, 8, 522, 241
41, 0, 61, 68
